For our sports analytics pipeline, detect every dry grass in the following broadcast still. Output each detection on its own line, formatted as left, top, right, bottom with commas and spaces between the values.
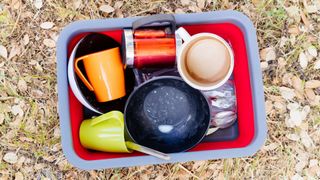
0, 0, 320, 179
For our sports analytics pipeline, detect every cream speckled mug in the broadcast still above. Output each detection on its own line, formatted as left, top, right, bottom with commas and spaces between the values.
176, 27, 234, 91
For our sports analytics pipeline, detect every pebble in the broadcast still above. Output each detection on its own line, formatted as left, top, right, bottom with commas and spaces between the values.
15, 172, 24, 180
260, 61, 268, 70
40, 22, 54, 30
3, 152, 18, 164
307, 46, 317, 57
43, 39, 56, 48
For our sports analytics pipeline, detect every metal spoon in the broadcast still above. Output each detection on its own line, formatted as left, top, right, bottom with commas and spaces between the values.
125, 141, 171, 160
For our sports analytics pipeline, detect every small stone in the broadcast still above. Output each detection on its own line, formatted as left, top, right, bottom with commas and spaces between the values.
0, 45, 8, 59
306, 166, 320, 177
58, 159, 69, 170
299, 24, 308, 33
274, 101, 286, 113
11, 0, 21, 9
288, 25, 300, 35
287, 102, 299, 111
299, 52, 308, 69
300, 11, 312, 30
295, 161, 307, 172
31, 89, 43, 98
306, 5, 318, 13
43, 155, 55, 163
34, 163, 46, 170
307, 46, 317, 57
197, 0, 205, 8
14, 172, 24, 180
175, 8, 185, 14
286, 134, 300, 141
279, 87, 295, 100
34, 0, 43, 9
289, 34, 296, 45
305, 89, 320, 106
305, 51, 315, 61
286, 104, 310, 128
40, 22, 54, 30
252, 0, 262, 6
300, 122, 309, 130
25, 119, 37, 133
287, 109, 303, 127
309, 159, 319, 167
260, 61, 268, 70
294, 90, 304, 100
8, 44, 20, 60
282, 73, 293, 86
181, 0, 190, 6
314, 59, 320, 69
263, 143, 278, 151
188, 5, 202, 12
51, 143, 61, 152
279, 37, 287, 47
192, 160, 207, 170
115, 9, 124, 18
3, 152, 18, 164
16, 156, 26, 168
49, 32, 59, 42
53, 127, 60, 138
19, 137, 34, 142
43, 39, 56, 48
292, 76, 304, 93
11, 104, 24, 117
260, 47, 276, 61
114, 1, 123, 9
316, 0, 320, 9
18, 79, 28, 92
305, 89, 315, 100
73, 0, 81, 9
29, 60, 37, 65
286, 6, 301, 22
265, 101, 273, 114
312, 96, 320, 106
0, 113, 4, 124
35, 62, 43, 72
278, 57, 286, 68
291, 173, 303, 180
297, 151, 309, 162
23, 34, 29, 46
99, 5, 115, 13
300, 130, 314, 148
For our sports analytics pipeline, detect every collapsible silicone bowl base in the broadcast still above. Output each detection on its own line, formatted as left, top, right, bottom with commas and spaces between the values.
57, 10, 267, 170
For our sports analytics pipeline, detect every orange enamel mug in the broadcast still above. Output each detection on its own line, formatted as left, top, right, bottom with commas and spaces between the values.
74, 47, 126, 102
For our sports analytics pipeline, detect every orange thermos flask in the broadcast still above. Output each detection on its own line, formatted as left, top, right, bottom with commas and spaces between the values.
122, 14, 182, 69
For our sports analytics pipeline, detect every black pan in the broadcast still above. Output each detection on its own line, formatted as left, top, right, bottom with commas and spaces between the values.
124, 76, 210, 153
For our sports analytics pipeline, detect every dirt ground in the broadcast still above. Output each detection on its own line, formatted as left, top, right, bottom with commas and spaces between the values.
0, 0, 320, 179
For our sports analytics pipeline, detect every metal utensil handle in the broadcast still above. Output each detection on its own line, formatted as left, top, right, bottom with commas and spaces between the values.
125, 141, 171, 160
132, 14, 176, 34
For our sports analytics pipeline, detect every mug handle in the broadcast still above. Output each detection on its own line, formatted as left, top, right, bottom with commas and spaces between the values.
175, 27, 191, 42
90, 111, 124, 126
74, 56, 94, 91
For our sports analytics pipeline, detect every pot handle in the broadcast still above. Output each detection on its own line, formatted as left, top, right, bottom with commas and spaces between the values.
132, 14, 176, 34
